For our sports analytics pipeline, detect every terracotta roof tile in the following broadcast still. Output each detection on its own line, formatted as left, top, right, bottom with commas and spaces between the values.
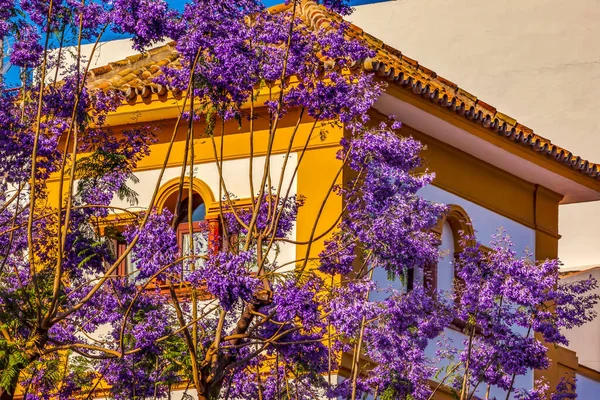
347, 23, 363, 35
475, 99, 496, 115
145, 64, 158, 74
435, 75, 458, 92
85, 41, 179, 95
89, 65, 112, 77
417, 65, 436, 79
363, 32, 383, 49
494, 111, 517, 128
93, 80, 111, 90
117, 68, 134, 77
110, 59, 130, 68
382, 43, 401, 59
400, 54, 419, 70
83, 0, 599, 182
457, 88, 476, 104
140, 70, 152, 80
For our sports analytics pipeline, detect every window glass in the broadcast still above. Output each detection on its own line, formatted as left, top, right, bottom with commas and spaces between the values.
181, 228, 209, 275
181, 203, 206, 222
124, 244, 149, 285
177, 193, 210, 278
437, 221, 455, 300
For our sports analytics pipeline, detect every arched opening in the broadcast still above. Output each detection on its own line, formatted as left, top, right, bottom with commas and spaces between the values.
160, 190, 207, 225
156, 177, 215, 220
177, 193, 206, 224
369, 204, 475, 300
437, 221, 456, 300
120, 178, 218, 281
162, 189, 210, 278
428, 204, 474, 301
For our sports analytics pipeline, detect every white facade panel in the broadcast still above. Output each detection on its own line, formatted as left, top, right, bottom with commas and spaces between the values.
419, 185, 536, 257
348, 0, 600, 269
437, 221, 455, 300
110, 154, 297, 210
576, 373, 600, 399
108, 153, 298, 270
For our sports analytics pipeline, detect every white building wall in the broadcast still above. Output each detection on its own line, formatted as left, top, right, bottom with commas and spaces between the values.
371, 184, 537, 396
46, 38, 170, 83
110, 154, 297, 211
419, 185, 536, 397
348, 0, 600, 270
576, 374, 600, 399
561, 267, 600, 371
419, 185, 536, 256
109, 154, 298, 270
437, 221, 455, 298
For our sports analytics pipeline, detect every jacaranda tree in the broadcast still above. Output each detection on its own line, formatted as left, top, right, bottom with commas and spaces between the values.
0, 1, 597, 399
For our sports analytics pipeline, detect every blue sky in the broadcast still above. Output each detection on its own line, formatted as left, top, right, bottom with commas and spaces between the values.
2, 0, 390, 86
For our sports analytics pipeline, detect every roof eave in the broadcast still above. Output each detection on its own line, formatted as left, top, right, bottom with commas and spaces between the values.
375, 90, 600, 204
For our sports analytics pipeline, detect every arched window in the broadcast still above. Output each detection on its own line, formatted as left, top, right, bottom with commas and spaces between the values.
121, 192, 210, 281
362, 204, 475, 302
176, 193, 206, 224
370, 256, 426, 299
427, 204, 474, 301
116, 178, 219, 282
156, 178, 221, 279
437, 221, 456, 299
174, 193, 210, 277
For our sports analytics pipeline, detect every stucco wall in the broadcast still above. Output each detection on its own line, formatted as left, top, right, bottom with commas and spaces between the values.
373, 185, 537, 396
576, 373, 600, 398
420, 185, 536, 397
109, 154, 297, 210
108, 154, 299, 270
349, 0, 600, 270
419, 185, 536, 254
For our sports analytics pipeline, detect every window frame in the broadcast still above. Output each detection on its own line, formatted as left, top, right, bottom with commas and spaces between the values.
111, 217, 221, 291
176, 220, 212, 278
429, 204, 476, 332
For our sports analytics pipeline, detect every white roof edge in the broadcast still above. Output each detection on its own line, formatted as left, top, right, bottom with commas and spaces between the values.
375, 93, 600, 205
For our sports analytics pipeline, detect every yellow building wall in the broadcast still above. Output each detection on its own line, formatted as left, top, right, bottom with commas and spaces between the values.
47, 104, 346, 266
40, 94, 579, 398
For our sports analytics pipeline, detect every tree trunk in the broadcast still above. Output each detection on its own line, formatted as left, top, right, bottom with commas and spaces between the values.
194, 385, 221, 400
0, 388, 13, 400
0, 370, 20, 400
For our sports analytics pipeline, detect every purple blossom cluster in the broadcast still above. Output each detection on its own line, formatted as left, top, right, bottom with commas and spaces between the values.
1, 0, 183, 71
110, 0, 177, 51
0, 1, 597, 399
452, 232, 598, 396
9, 25, 43, 67
328, 128, 447, 279
362, 288, 453, 399
155, 0, 372, 121
0, 1, 170, 391
0, 1, 14, 38
123, 209, 179, 281
223, 193, 304, 239
189, 250, 260, 311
